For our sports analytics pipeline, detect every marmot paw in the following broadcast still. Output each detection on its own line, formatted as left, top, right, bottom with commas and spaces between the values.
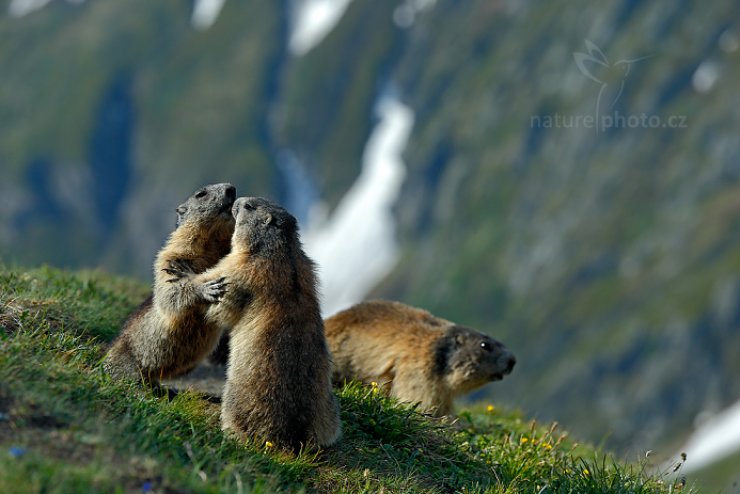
163, 259, 195, 283
201, 277, 228, 303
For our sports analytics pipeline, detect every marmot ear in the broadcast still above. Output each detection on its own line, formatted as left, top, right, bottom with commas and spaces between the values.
454, 333, 466, 347
262, 212, 273, 226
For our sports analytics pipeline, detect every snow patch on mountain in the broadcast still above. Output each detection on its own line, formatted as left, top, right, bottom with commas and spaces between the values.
191, 0, 226, 30
289, 0, 353, 56
677, 399, 740, 473
303, 95, 414, 316
8, 0, 53, 17
692, 60, 720, 94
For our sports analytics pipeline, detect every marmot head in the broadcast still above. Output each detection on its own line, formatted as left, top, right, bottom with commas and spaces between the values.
231, 196, 298, 255
175, 183, 237, 230
436, 326, 516, 393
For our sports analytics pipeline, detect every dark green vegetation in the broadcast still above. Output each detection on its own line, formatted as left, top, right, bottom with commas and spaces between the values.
0, 265, 699, 493
2, 0, 740, 476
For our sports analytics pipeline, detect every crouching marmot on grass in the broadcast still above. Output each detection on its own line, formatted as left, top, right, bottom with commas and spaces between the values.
103, 183, 236, 384
185, 197, 341, 451
325, 300, 516, 416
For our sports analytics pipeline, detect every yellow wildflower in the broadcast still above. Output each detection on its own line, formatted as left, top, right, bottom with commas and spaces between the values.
487, 405, 495, 413
520, 437, 528, 444
265, 441, 274, 449
583, 468, 590, 476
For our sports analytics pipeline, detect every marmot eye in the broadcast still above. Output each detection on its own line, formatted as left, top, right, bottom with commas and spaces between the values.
195, 190, 208, 198
480, 341, 492, 351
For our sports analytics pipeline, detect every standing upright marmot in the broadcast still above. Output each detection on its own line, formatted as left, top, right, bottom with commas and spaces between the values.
186, 197, 341, 451
103, 183, 236, 383
325, 300, 516, 416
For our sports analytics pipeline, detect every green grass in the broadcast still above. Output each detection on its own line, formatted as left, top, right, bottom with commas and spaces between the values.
0, 265, 701, 493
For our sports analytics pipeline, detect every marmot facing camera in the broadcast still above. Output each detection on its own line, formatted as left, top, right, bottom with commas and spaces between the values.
325, 300, 516, 416
188, 197, 341, 451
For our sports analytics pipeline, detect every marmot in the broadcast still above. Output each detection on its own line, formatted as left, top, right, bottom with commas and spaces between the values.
103, 183, 236, 383
325, 300, 516, 416
186, 197, 341, 451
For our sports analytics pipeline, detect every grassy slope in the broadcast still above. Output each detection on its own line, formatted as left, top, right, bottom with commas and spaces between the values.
0, 265, 698, 493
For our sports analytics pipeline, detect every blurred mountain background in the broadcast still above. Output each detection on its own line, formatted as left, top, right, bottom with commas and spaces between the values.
1, 0, 739, 487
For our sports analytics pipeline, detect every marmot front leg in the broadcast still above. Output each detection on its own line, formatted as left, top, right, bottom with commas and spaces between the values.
163, 260, 229, 303
156, 262, 228, 316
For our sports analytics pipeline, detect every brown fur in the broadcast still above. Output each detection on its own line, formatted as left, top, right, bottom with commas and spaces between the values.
103, 183, 236, 383
192, 197, 340, 451
325, 300, 516, 416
